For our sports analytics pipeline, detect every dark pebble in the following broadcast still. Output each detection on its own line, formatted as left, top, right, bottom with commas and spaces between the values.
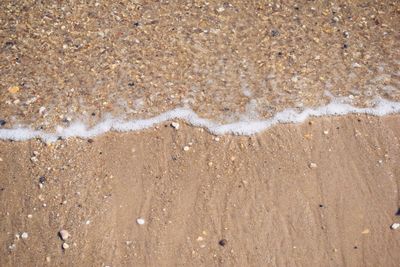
39, 176, 46, 184
343, 44, 348, 49
271, 29, 279, 37
128, 82, 135, 87
91, 112, 96, 116
87, 139, 94, 143
4, 41, 15, 48
354, 246, 358, 249
0, 120, 6, 126
219, 239, 227, 247
133, 22, 140, 27
319, 204, 324, 208
395, 208, 400, 216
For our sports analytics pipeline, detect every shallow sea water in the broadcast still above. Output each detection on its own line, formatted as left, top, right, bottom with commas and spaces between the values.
0, 1, 399, 137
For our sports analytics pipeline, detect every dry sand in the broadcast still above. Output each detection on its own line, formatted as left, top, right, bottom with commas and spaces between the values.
1, 114, 400, 266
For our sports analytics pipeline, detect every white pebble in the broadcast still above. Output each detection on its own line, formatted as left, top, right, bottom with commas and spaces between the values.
59, 230, 70, 241
323, 130, 329, 135
39, 106, 46, 115
309, 162, 317, 169
21, 232, 28, 239
27, 214, 33, 218
391, 223, 400, 230
183, 146, 190, 151
62, 243, 70, 250
171, 122, 180, 129
136, 218, 145, 225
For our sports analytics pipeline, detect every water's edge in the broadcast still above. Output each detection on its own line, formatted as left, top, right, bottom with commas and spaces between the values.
1, 98, 400, 142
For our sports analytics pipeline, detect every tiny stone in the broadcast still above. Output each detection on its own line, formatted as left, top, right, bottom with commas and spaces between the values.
46, 256, 51, 262
214, 137, 220, 142
39, 176, 46, 184
8, 244, 16, 250
27, 214, 33, 218
0, 119, 6, 126
219, 239, 227, 247
62, 243, 70, 250
171, 122, 180, 129
216, 6, 225, 12
183, 146, 190, 151
323, 130, 329, 135
271, 29, 279, 37
39, 106, 46, 115
390, 223, 400, 230
59, 230, 70, 241
136, 218, 145, 225
309, 162, 317, 169
21, 232, 28, 239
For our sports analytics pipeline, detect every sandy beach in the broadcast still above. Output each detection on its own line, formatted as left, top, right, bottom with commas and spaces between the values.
1, 0, 400, 266
1, 115, 400, 266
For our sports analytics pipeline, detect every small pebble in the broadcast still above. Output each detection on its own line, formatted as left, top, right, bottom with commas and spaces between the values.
39, 176, 46, 184
0, 119, 6, 126
390, 223, 400, 230
171, 122, 180, 129
323, 130, 329, 135
27, 214, 33, 219
183, 146, 190, 151
21, 232, 28, 239
62, 243, 70, 250
8, 244, 16, 250
59, 229, 70, 241
136, 218, 145, 225
309, 162, 317, 169
8, 86, 20, 94
216, 6, 225, 12
219, 239, 227, 247
271, 29, 279, 37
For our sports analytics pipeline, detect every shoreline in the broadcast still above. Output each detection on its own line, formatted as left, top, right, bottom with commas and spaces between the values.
1, 97, 400, 142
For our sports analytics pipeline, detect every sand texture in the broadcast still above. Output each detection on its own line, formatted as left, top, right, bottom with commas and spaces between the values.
1, 115, 400, 266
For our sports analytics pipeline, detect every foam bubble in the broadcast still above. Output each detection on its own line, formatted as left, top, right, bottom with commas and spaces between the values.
1, 97, 400, 142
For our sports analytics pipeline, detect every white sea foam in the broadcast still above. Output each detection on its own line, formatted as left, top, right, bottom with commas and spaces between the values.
1, 97, 400, 142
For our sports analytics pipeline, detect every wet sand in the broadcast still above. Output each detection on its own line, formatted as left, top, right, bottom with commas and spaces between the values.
1, 114, 400, 266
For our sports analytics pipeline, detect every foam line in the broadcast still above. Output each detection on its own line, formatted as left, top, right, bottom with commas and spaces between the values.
1, 98, 400, 142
